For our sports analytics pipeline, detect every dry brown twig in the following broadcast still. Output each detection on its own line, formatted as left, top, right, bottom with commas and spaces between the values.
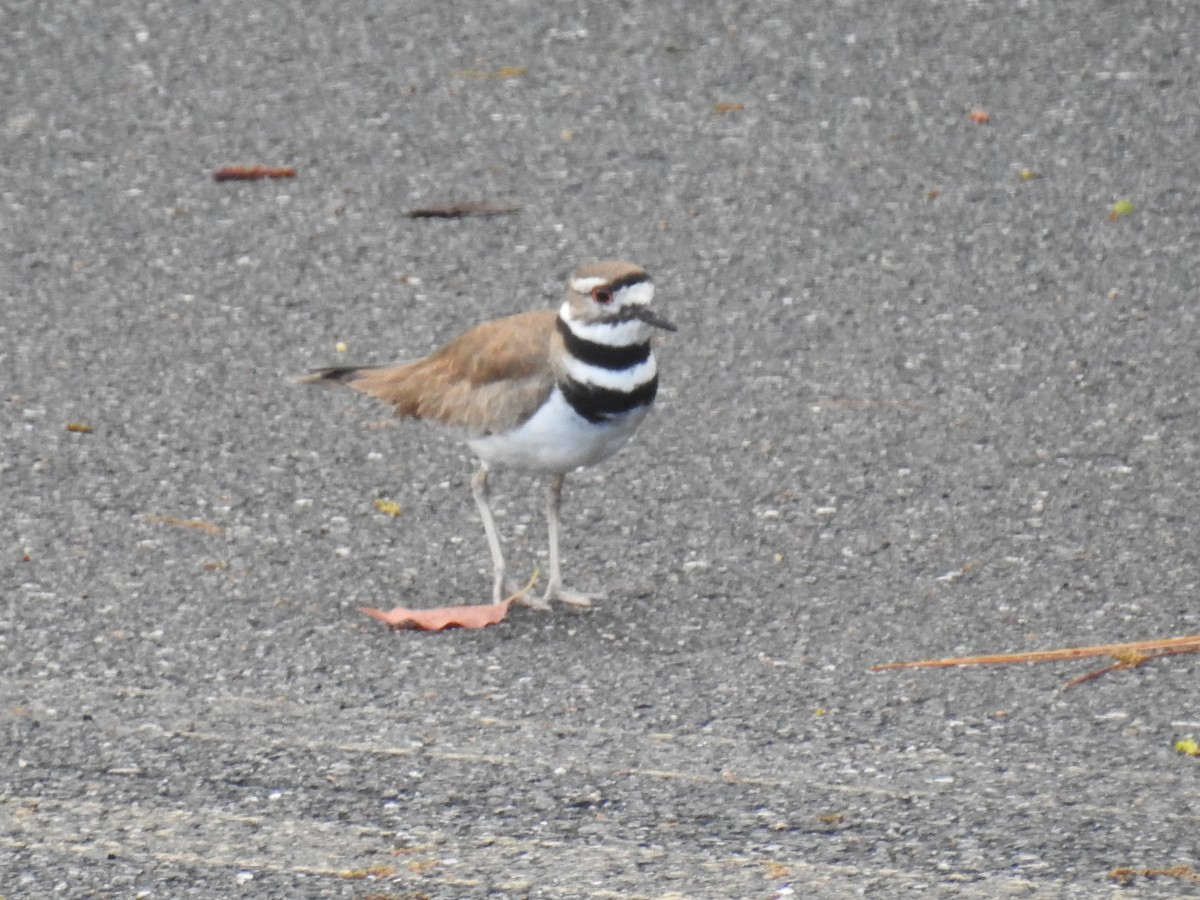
871, 634, 1200, 688
212, 165, 296, 182
404, 201, 520, 219
145, 514, 224, 537
1109, 865, 1200, 887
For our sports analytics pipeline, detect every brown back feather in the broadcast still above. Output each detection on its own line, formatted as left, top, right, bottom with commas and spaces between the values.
340, 309, 558, 434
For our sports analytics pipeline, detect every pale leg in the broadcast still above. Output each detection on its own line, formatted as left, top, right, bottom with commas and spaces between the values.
472, 465, 548, 609
543, 473, 606, 607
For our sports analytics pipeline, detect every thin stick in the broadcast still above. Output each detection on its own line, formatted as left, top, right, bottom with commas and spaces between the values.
505, 568, 541, 604
1063, 645, 1200, 688
871, 634, 1200, 672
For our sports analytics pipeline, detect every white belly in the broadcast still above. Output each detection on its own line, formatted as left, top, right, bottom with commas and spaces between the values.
467, 388, 650, 474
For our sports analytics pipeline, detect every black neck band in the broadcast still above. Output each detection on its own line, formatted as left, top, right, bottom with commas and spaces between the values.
557, 317, 651, 371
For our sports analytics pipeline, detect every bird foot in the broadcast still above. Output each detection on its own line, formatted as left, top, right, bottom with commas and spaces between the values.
544, 585, 606, 608
514, 592, 553, 611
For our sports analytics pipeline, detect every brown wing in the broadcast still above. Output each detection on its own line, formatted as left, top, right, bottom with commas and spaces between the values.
339, 309, 558, 434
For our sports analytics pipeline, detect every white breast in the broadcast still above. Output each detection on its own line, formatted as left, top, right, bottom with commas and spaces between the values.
468, 388, 649, 474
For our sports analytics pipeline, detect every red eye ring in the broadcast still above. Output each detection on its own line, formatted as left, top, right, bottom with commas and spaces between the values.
591, 287, 613, 304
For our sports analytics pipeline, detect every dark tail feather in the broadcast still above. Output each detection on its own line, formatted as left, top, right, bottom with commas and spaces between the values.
293, 365, 379, 386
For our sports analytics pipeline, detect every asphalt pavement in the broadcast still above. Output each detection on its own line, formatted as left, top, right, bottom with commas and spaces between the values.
3, 1, 1199, 897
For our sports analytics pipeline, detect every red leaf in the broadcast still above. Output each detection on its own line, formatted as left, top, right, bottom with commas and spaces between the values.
360, 598, 514, 631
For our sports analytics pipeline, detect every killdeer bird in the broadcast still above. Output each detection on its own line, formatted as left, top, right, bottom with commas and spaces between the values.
300, 261, 675, 610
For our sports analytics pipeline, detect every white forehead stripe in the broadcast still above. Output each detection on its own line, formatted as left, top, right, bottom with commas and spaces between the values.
570, 276, 608, 293
569, 276, 655, 306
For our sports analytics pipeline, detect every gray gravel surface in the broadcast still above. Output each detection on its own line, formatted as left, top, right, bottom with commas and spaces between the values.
4, 1, 1200, 897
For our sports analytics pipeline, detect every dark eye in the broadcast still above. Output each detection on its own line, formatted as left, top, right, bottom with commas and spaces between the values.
591, 287, 613, 304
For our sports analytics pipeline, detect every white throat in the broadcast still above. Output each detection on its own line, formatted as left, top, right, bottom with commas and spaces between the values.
559, 305, 652, 346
